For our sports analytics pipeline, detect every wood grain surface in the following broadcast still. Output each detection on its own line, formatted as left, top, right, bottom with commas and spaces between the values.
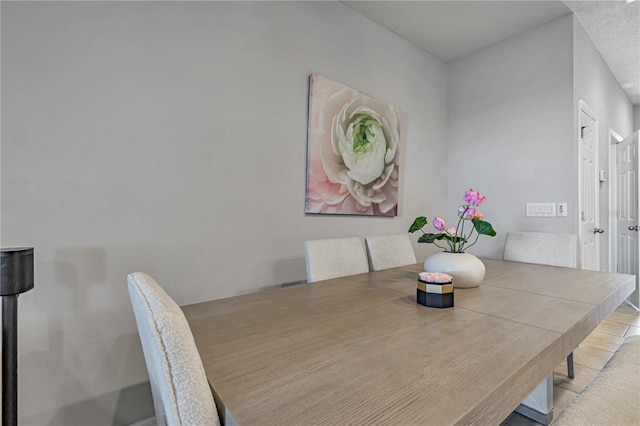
182, 259, 635, 425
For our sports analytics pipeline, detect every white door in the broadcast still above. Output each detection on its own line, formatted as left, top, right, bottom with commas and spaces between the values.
578, 101, 600, 271
616, 131, 639, 307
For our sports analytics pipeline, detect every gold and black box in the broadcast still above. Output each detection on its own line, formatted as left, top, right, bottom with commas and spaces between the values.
417, 280, 454, 308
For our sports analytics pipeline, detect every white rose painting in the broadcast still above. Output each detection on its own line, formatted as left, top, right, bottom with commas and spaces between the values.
305, 74, 400, 216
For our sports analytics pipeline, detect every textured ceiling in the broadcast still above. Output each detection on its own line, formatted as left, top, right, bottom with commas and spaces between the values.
566, 0, 640, 104
344, 0, 639, 105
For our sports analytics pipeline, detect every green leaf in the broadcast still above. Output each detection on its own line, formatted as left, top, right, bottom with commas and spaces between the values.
473, 219, 497, 237
409, 216, 428, 233
418, 233, 446, 243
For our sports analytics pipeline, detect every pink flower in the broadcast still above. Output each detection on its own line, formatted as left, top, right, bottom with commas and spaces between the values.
419, 272, 453, 283
433, 217, 446, 231
464, 188, 486, 207
458, 205, 475, 220
409, 188, 495, 253
464, 189, 476, 204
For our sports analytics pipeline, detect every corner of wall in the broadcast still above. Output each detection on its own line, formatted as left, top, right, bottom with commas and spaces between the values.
572, 13, 635, 269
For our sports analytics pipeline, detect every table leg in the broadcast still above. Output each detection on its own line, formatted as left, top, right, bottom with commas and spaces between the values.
515, 373, 553, 425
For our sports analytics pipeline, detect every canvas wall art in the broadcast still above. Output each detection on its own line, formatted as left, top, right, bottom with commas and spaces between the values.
305, 74, 401, 216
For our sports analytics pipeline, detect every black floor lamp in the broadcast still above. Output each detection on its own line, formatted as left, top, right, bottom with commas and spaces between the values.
0, 248, 34, 426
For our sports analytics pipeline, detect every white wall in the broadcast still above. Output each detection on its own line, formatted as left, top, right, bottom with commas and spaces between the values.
1, 2, 448, 424
447, 15, 575, 258
573, 16, 635, 270
635, 105, 640, 131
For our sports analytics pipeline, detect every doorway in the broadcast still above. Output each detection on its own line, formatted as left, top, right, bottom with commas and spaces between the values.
578, 100, 600, 271
609, 130, 639, 308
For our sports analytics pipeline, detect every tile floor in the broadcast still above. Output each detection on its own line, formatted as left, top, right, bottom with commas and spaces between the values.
501, 302, 640, 425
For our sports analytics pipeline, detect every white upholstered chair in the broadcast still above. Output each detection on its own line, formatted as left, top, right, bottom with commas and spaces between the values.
128, 272, 220, 426
503, 231, 577, 268
304, 237, 369, 283
365, 234, 417, 271
503, 231, 578, 378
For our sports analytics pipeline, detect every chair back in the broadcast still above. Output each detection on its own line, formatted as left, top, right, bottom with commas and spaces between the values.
503, 231, 577, 268
128, 272, 220, 426
304, 237, 369, 283
365, 234, 417, 271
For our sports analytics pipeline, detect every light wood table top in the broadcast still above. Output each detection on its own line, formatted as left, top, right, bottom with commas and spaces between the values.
182, 258, 635, 425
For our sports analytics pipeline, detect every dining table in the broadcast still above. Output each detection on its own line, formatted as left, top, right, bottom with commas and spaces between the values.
182, 258, 635, 426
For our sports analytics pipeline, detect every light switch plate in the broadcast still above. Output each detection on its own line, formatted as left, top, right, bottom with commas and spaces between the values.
526, 202, 556, 217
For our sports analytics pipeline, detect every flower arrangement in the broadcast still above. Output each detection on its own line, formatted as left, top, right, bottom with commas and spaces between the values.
409, 189, 497, 253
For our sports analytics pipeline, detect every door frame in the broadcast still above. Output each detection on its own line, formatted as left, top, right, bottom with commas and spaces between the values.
577, 100, 600, 270
608, 128, 624, 273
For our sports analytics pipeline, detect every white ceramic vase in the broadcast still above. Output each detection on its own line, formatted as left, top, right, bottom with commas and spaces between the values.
423, 252, 485, 288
